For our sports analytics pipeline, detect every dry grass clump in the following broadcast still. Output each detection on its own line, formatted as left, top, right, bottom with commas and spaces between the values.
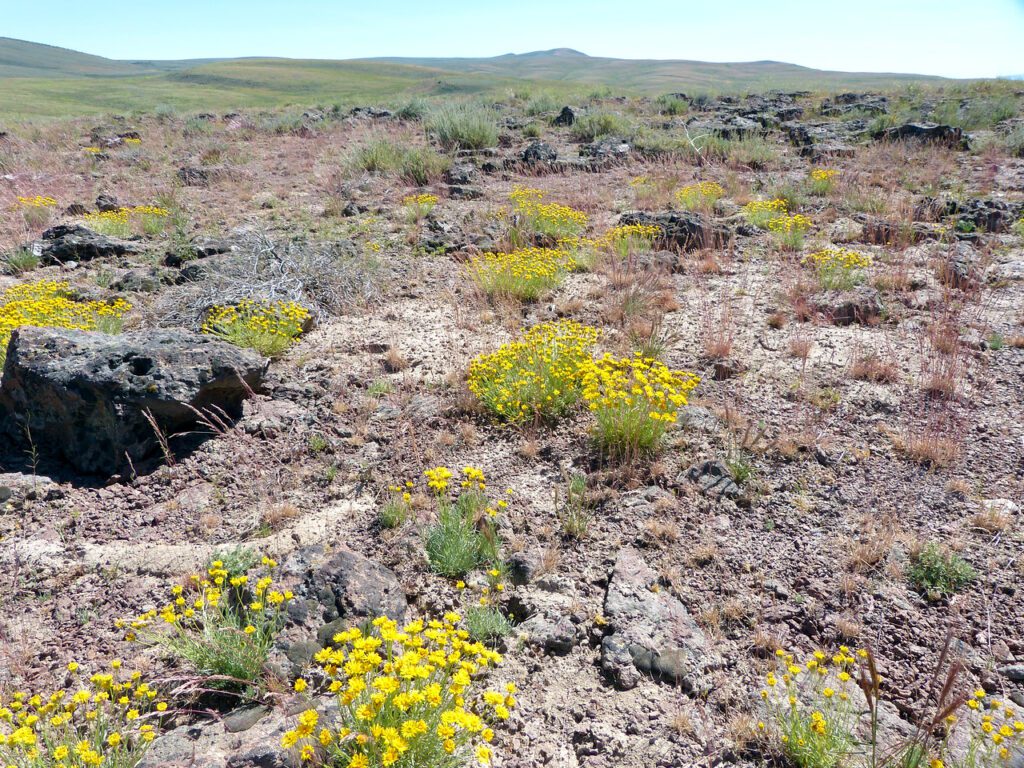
155, 231, 380, 327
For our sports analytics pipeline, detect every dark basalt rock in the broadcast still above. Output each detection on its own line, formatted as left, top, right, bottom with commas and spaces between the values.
0, 327, 266, 475
878, 122, 968, 149
32, 224, 140, 265
618, 210, 730, 252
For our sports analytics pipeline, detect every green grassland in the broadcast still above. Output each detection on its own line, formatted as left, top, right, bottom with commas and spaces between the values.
0, 37, 970, 120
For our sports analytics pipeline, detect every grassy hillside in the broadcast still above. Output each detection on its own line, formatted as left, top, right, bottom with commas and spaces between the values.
0, 38, 964, 119
0, 37, 152, 78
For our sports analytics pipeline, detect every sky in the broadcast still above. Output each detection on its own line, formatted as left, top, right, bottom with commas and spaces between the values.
3, 0, 1024, 78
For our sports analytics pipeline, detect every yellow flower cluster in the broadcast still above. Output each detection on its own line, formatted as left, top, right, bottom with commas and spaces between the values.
803, 248, 871, 271
119, 557, 292, 690
82, 206, 169, 237
675, 181, 725, 210
202, 299, 311, 357
759, 648, 862, 767
84, 147, 102, 155
282, 615, 515, 766
628, 176, 651, 188
0, 280, 131, 367
468, 320, 600, 424
0, 662, 164, 767
966, 690, 1024, 762
809, 168, 838, 182
508, 187, 588, 242
123, 137, 142, 146
16, 196, 58, 208
468, 247, 576, 300
596, 224, 662, 249
742, 198, 789, 228
425, 467, 455, 494
402, 194, 438, 207
581, 353, 700, 457
767, 213, 813, 234
120, 558, 293, 641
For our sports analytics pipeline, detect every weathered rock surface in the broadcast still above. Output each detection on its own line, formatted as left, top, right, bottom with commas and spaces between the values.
32, 224, 140, 264
683, 460, 740, 499
0, 327, 266, 474
879, 122, 968, 149
600, 548, 720, 691
816, 285, 884, 325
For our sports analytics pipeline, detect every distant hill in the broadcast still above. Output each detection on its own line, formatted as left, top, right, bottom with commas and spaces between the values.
368, 50, 948, 92
0, 37, 154, 78
0, 37, 964, 119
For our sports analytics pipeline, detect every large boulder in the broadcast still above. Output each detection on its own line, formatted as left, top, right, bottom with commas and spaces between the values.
0, 327, 266, 475
600, 548, 721, 691
32, 224, 140, 265
618, 210, 730, 252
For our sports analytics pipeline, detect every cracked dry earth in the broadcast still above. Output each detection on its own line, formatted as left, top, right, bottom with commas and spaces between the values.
1, 91, 1024, 768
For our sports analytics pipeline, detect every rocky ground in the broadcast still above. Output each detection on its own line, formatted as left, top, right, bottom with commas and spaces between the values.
1, 88, 1023, 767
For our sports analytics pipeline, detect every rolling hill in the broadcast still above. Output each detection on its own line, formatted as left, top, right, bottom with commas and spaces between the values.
0, 37, 961, 119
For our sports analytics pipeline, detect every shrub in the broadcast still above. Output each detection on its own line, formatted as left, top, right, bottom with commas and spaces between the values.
675, 181, 725, 212
0, 280, 131, 368
379, 482, 413, 529
803, 248, 872, 291
465, 605, 513, 644
83, 205, 170, 238
508, 187, 588, 246
742, 198, 789, 228
0, 662, 166, 767
768, 214, 813, 251
595, 224, 662, 261
758, 645, 1024, 768
1012, 217, 1024, 238
570, 112, 635, 142
15, 195, 58, 230
960, 96, 1017, 129
560, 473, 591, 538
581, 353, 700, 459
395, 98, 428, 121
908, 542, 976, 599
281, 614, 516, 766
201, 299, 310, 357
351, 138, 403, 173
655, 94, 690, 116
758, 648, 864, 768
1, 247, 41, 275
808, 168, 839, 196
424, 467, 504, 578
426, 103, 498, 150
468, 320, 600, 424
120, 556, 292, 693
402, 193, 438, 224
468, 247, 575, 301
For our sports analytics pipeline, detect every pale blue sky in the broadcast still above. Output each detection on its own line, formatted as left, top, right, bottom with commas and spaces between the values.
3, 0, 1023, 77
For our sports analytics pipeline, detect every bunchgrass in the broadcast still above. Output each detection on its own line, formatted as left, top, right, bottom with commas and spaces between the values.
426, 103, 498, 150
